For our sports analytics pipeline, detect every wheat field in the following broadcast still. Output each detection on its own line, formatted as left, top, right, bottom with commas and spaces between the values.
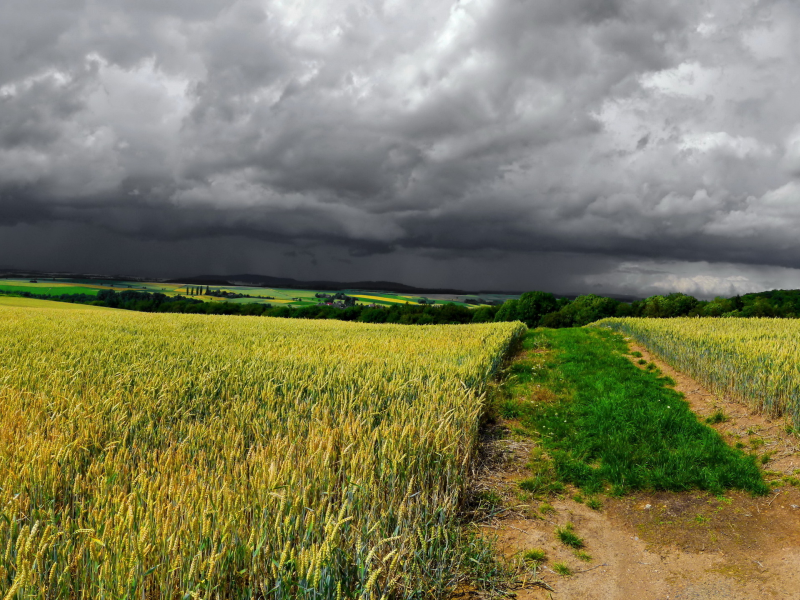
0, 305, 524, 599
596, 317, 800, 429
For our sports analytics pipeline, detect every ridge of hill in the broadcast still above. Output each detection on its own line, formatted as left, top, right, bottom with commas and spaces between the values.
166, 273, 476, 295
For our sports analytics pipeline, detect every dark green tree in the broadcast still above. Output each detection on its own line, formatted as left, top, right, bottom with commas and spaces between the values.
471, 306, 496, 323
494, 299, 520, 322
515, 291, 558, 327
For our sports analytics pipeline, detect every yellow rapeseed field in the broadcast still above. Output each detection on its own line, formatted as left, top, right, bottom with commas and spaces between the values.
351, 295, 410, 304
596, 317, 800, 428
0, 305, 524, 599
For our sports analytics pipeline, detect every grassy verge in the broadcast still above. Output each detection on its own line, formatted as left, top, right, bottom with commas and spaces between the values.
498, 328, 768, 496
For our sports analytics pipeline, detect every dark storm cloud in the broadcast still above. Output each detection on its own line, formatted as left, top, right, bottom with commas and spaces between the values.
2, 0, 800, 294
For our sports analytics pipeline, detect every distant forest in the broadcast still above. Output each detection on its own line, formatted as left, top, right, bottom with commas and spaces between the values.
4, 287, 800, 327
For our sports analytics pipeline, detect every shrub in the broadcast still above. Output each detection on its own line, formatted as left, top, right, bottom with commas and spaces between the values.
556, 523, 584, 548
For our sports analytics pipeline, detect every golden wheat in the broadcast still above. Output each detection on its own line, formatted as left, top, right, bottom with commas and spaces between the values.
0, 305, 523, 599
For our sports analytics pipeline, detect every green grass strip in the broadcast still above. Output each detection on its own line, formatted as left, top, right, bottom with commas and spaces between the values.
510, 328, 768, 496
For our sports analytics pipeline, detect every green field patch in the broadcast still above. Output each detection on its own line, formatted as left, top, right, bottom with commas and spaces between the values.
504, 328, 768, 496
202, 287, 321, 304
223, 297, 274, 305
55, 279, 146, 291
0, 284, 101, 296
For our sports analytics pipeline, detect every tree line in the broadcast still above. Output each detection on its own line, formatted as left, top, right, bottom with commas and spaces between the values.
488, 289, 800, 328
6, 288, 800, 327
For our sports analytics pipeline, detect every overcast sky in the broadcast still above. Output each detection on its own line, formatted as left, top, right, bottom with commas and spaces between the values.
1, 0, 799, 296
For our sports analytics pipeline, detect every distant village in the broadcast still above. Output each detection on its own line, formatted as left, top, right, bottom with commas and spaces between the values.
315, 292, 358, 308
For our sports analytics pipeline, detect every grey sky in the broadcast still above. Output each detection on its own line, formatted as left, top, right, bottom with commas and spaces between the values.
1, 0, 799, 296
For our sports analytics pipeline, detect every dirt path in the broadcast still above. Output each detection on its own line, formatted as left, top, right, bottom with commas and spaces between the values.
475, 341, 800, 599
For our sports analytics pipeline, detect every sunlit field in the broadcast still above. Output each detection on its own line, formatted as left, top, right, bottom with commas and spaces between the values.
0, 305, 524, 598
0, 297, 111, 310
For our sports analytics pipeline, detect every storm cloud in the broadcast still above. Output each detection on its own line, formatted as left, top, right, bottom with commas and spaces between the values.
2, 0, 799, 295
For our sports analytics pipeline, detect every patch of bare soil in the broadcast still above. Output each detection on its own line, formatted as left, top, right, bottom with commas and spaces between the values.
474, 344, 800, 600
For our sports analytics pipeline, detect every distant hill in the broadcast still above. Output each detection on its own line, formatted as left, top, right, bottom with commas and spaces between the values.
557, 291, 642, 303
167, 274, 473, 295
